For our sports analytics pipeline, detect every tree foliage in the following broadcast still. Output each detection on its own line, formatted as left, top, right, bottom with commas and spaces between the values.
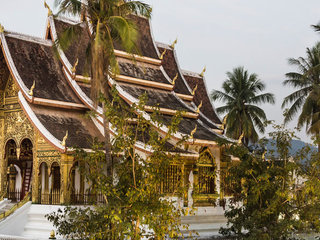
282, 42, 320, 149
220, 124, 320, 239
211, 66, 275, 145
47, 88, 192, 239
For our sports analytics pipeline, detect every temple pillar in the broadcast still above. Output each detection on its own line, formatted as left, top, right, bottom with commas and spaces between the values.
60, 153, 73, 204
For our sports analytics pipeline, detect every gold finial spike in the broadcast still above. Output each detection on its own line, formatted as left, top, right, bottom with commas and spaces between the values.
71, 58, 79, 74
61, 130, 68, 147
160, 49, 167, 60
0, 24, 4, 33
28, 81, 35, 96
221, 114, 228, 130
192, 84, 198, 96
238, 132, 244, 145
200, 66, 206, 77
196, 101, 203, 113
172, 73, 178, 85
44, 1, 53, 16
170, 38, 178, 49
190, 125, 197, 139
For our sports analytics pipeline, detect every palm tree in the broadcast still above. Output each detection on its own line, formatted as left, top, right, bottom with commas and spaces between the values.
55, 0, 152, 165
211, 67, 275, 145
282, 42, 320, 150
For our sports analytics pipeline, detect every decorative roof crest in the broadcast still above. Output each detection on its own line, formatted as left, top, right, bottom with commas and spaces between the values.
44, 1, 53, 16
190, 125, 197, 139
221, 114, 228, 130
196, 101, 203, 113
159, 49, 167, 60
0, 24, 4, 33
192, 84, 198, 96
71, 58, 79, 75
200, 66, 206, 77
170, 38, 178, 49
238, 132, 244, 145
61, 130, 68, 147
172, 73, 178, 85
28, 81, 35, 96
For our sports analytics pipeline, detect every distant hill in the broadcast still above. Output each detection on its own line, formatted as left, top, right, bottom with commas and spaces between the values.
265, 139, 317, 158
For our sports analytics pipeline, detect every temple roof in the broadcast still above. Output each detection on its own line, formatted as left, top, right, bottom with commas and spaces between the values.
0, 13, 231, 153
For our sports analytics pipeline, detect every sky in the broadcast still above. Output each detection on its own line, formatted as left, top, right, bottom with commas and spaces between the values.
0, 0, 319, 143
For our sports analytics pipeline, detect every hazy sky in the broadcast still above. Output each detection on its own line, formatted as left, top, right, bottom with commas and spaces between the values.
0, 0, 319, 143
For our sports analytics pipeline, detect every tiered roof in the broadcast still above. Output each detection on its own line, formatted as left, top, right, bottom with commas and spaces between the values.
0, 13, 229, 156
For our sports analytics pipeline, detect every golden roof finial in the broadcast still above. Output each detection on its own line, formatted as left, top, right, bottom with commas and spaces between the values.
0, 24, 4, 33
61, 131, 68, 147
238, 132, 244, 145
44, 1, 53, 16
196, 101, 203, 113
200, 66, 206, 77
190, 125, 197, 139
192, 84, 198, 96
28, 81, 35, 96
71, 58, 79, 75
172, 73, 178, 85
160, 49, 167, 60
170, 38, 178, 49
221, 114, 228, 130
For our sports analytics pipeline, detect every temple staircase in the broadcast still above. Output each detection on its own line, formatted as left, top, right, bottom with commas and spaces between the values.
180, 206, 228, 239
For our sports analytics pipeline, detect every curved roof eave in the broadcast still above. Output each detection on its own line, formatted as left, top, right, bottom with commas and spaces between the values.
0, 32, 34, 103
18, 91, 66, 152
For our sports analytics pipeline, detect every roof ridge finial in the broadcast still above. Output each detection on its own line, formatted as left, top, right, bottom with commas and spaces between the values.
172, 73, 178, 85
170, 38, 178, 49
238, 132, 244, 145
71, 58, 79, 75
196, 101, 203, 113
61, 130, 68, 147
190, 125, 197, 139
28, 81, 35, 96
221, 114, 228, 130
159, 49, 167, 60
192, 84, 198, 96
44, 1, 53, 16
0, 24, 4, 33
200, 66, 206, 77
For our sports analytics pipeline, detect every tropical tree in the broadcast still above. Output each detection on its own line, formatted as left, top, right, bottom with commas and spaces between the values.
54, 0, 152, 167
211, 67, 275, 145
282, 42, 320, 150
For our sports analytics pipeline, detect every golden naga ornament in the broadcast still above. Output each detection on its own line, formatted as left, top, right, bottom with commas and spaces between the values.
221, 114, 228, 130
61, 130, 68, 147
238, 132, 244, 145
160, 49, 167, 60
28, 81, 35, 96
170, 38, 178, 49
190, 125, 197, 138
192, 84, 198, 96
196, 101, 203, 113
44, 1, 53, 16
200, 66, 206, 77
172, 73, 178, 85
71, 58, 79, 75
0, 24, 4, 33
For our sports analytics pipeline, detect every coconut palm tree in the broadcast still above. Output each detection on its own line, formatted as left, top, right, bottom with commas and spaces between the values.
55, 0, 152, 165
282, 42, 320, 150
211, 67, 275, 145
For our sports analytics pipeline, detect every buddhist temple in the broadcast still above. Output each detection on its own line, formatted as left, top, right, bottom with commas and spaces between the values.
0, 8, 234, 238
